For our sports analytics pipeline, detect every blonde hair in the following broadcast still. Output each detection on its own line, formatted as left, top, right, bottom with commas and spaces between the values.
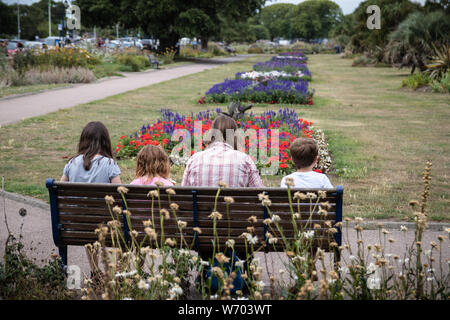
135, 145, 170, 181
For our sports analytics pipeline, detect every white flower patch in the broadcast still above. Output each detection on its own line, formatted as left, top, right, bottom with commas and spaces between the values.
238, 70, 307, 81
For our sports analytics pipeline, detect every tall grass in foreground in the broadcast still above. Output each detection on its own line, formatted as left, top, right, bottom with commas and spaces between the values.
79, 161, 448, 300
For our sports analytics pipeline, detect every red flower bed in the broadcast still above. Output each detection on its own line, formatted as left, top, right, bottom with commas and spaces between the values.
116, 108, 326, 175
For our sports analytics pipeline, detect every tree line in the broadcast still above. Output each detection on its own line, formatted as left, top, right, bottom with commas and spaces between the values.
0, 0, 448, 58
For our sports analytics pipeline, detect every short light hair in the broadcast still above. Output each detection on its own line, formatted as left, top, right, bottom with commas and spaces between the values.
290, 138, 318, 169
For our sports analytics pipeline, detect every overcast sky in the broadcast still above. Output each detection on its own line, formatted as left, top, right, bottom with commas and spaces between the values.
3, 0, 428, 15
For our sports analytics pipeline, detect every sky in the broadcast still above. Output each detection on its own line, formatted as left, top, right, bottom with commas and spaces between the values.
3, 0, 428, 15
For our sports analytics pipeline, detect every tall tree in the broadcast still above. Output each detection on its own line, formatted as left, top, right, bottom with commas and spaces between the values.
350, 0, 422, 52
424, 0, 449, 14
74, 0, 121, 29
0, 2, 16, 37
260, 3, 296, 40
292, 0, 343, 41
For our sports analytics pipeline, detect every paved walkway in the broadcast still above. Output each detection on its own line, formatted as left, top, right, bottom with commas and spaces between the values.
0, 55, 250, 127
1, 191, 448, 288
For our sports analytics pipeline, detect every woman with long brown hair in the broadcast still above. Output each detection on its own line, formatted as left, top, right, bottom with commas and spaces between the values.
61, 121, 121, 183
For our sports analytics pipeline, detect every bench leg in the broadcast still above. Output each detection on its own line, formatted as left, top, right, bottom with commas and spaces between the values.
59, 245, 68, 268
333, 248, 341, 269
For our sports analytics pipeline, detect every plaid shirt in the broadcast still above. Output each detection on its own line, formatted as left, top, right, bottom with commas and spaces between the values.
181, 142, 264, 188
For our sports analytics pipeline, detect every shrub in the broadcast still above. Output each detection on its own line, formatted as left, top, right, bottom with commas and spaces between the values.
13, 47, 100, 73
114, 54, 150, 72
430, 73, 450, 93
208, 42, 227, 56
0, 216, 73, 299
248, 47, 264, 54
402, 73, 431, 90
231, 44, 250, 54
10, 66, 96, 85
157, 48, 177, 65
352, 55, 378, 67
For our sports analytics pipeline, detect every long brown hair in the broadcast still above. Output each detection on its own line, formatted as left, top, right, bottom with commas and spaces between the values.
135, 145, 170, 181
76, 121, 114, 171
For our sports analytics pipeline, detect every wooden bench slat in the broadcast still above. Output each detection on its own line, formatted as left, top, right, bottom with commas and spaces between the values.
47, 180, 344, 265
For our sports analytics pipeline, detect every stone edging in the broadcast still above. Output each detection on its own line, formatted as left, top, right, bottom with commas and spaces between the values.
0, 190, 50, 211
346, 220, 448, 232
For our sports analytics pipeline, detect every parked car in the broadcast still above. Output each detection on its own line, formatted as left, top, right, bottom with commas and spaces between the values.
105, 41, 120, 49
119, 37, 143, 49
24, 41, 43, 49
180, 37, 191, 46
44, 36, 62, 48
7, 40, 25, 55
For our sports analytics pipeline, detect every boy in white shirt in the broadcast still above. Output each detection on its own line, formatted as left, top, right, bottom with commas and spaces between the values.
280, 138, 333, 188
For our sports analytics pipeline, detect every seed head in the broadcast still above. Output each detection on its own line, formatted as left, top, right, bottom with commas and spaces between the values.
318, 190, 327, 199
193, 227, 202, 234
293, 192, 308, 200
117, 186, 129, 194
224, 196, 235, 204
208, 211, 223, 220
177, 220, 187, 229
285, 178, 294, 187
104, 195, 115, 205
165, 238, 176, 247
160, 209, 170, 219
147, 190, 159, 198
166, 188, 176, 195
218, 181, 228, 188
112, 206, 122, 215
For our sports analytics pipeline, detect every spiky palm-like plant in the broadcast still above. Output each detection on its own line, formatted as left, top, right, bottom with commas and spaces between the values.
385, 11, 450, 77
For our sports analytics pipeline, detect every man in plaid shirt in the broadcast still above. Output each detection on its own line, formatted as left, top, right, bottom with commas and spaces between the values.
181, 115, 264, 188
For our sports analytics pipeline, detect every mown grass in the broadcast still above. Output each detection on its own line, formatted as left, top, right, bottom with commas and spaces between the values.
0, 83, 69, 98
0, 54, 448, 221
93, 60, 195, 79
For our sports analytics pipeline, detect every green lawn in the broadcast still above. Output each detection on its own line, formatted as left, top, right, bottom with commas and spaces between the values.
0, 54, 448, 221
0, 83, 70, 98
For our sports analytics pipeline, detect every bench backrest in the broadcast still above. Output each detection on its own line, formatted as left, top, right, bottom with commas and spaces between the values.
148, 54, 159, 62
46, 179, 343, 255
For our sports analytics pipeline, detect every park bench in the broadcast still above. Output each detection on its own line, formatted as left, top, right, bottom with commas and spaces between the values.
46, 179, 343, 267
148, 54, 161, 69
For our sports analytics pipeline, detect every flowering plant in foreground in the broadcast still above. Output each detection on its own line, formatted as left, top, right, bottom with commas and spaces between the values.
205, 79, 313, 104
115, 108, 330, 175
80, 161, 449, 300
236, 70, 311, 82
